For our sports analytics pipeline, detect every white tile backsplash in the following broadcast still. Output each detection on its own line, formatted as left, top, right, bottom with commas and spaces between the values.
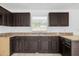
48, 27, 72, 32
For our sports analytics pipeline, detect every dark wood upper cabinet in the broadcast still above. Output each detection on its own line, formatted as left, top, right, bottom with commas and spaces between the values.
49, 12, 69, 26
0, 6, 30, 26
0, 6, 12, 26
4, 13, 13, 26
0, 6, 11, 14
0, 13, 3, 25
12, 13, 30, 26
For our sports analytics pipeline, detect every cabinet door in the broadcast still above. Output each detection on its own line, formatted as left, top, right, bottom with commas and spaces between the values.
4, 13, 13, 26
0, 6, 12, 26
59, 37, 64, 55
61, 13, 69, 26
11, 37, 17, 53
11, 36, 38, 53
49, 13, 58, 26
10, 37, 14, 55
12, 37, 22, 53
39, 36, 51, 53
51, 36, 59, 53
12, 13, 30, 26
49, 12, 69, 26
11, 36, 29, 53
28, 36, 39, 53
0, 13, 3, 25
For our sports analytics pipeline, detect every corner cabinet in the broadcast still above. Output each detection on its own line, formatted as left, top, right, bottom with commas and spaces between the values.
0, 6, 12, 26
0, 6, 30, 26
49, 12, 69, 26
12, 13, 30, 26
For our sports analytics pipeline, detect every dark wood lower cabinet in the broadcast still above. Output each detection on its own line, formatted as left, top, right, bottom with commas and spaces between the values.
11, 37, 29, 53
51, 36, 59, 53
10, 36, 59, 53
39, 36, 51, 53
10, 36, 79, 56
28, 37, 39, 53
11, 36, 39, 53
59, 37, 64, 54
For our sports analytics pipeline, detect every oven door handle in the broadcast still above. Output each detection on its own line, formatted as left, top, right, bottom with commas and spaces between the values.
64, 44, 71, 48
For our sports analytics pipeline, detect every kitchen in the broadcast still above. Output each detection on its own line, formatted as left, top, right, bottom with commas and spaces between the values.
0, 3, 79, 56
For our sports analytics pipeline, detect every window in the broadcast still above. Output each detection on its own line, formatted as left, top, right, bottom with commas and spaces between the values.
32, 16, 48, 32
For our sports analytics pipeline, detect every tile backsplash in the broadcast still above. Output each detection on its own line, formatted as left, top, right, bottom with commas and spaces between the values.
0, 26, 73, 33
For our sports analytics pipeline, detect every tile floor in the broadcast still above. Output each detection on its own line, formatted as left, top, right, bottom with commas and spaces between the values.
12, 53, 62, 56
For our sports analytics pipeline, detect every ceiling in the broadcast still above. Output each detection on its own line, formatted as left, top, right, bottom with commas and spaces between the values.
0, 3, 79, 12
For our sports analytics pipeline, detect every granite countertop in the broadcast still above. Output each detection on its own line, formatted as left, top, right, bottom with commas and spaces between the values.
0, 32, 79, 41
0, 32, 73, 37
61, 35, 79, 41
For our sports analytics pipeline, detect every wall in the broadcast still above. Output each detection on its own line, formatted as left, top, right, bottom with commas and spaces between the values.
0, 9, 79, 35
68, 9, 79, 35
